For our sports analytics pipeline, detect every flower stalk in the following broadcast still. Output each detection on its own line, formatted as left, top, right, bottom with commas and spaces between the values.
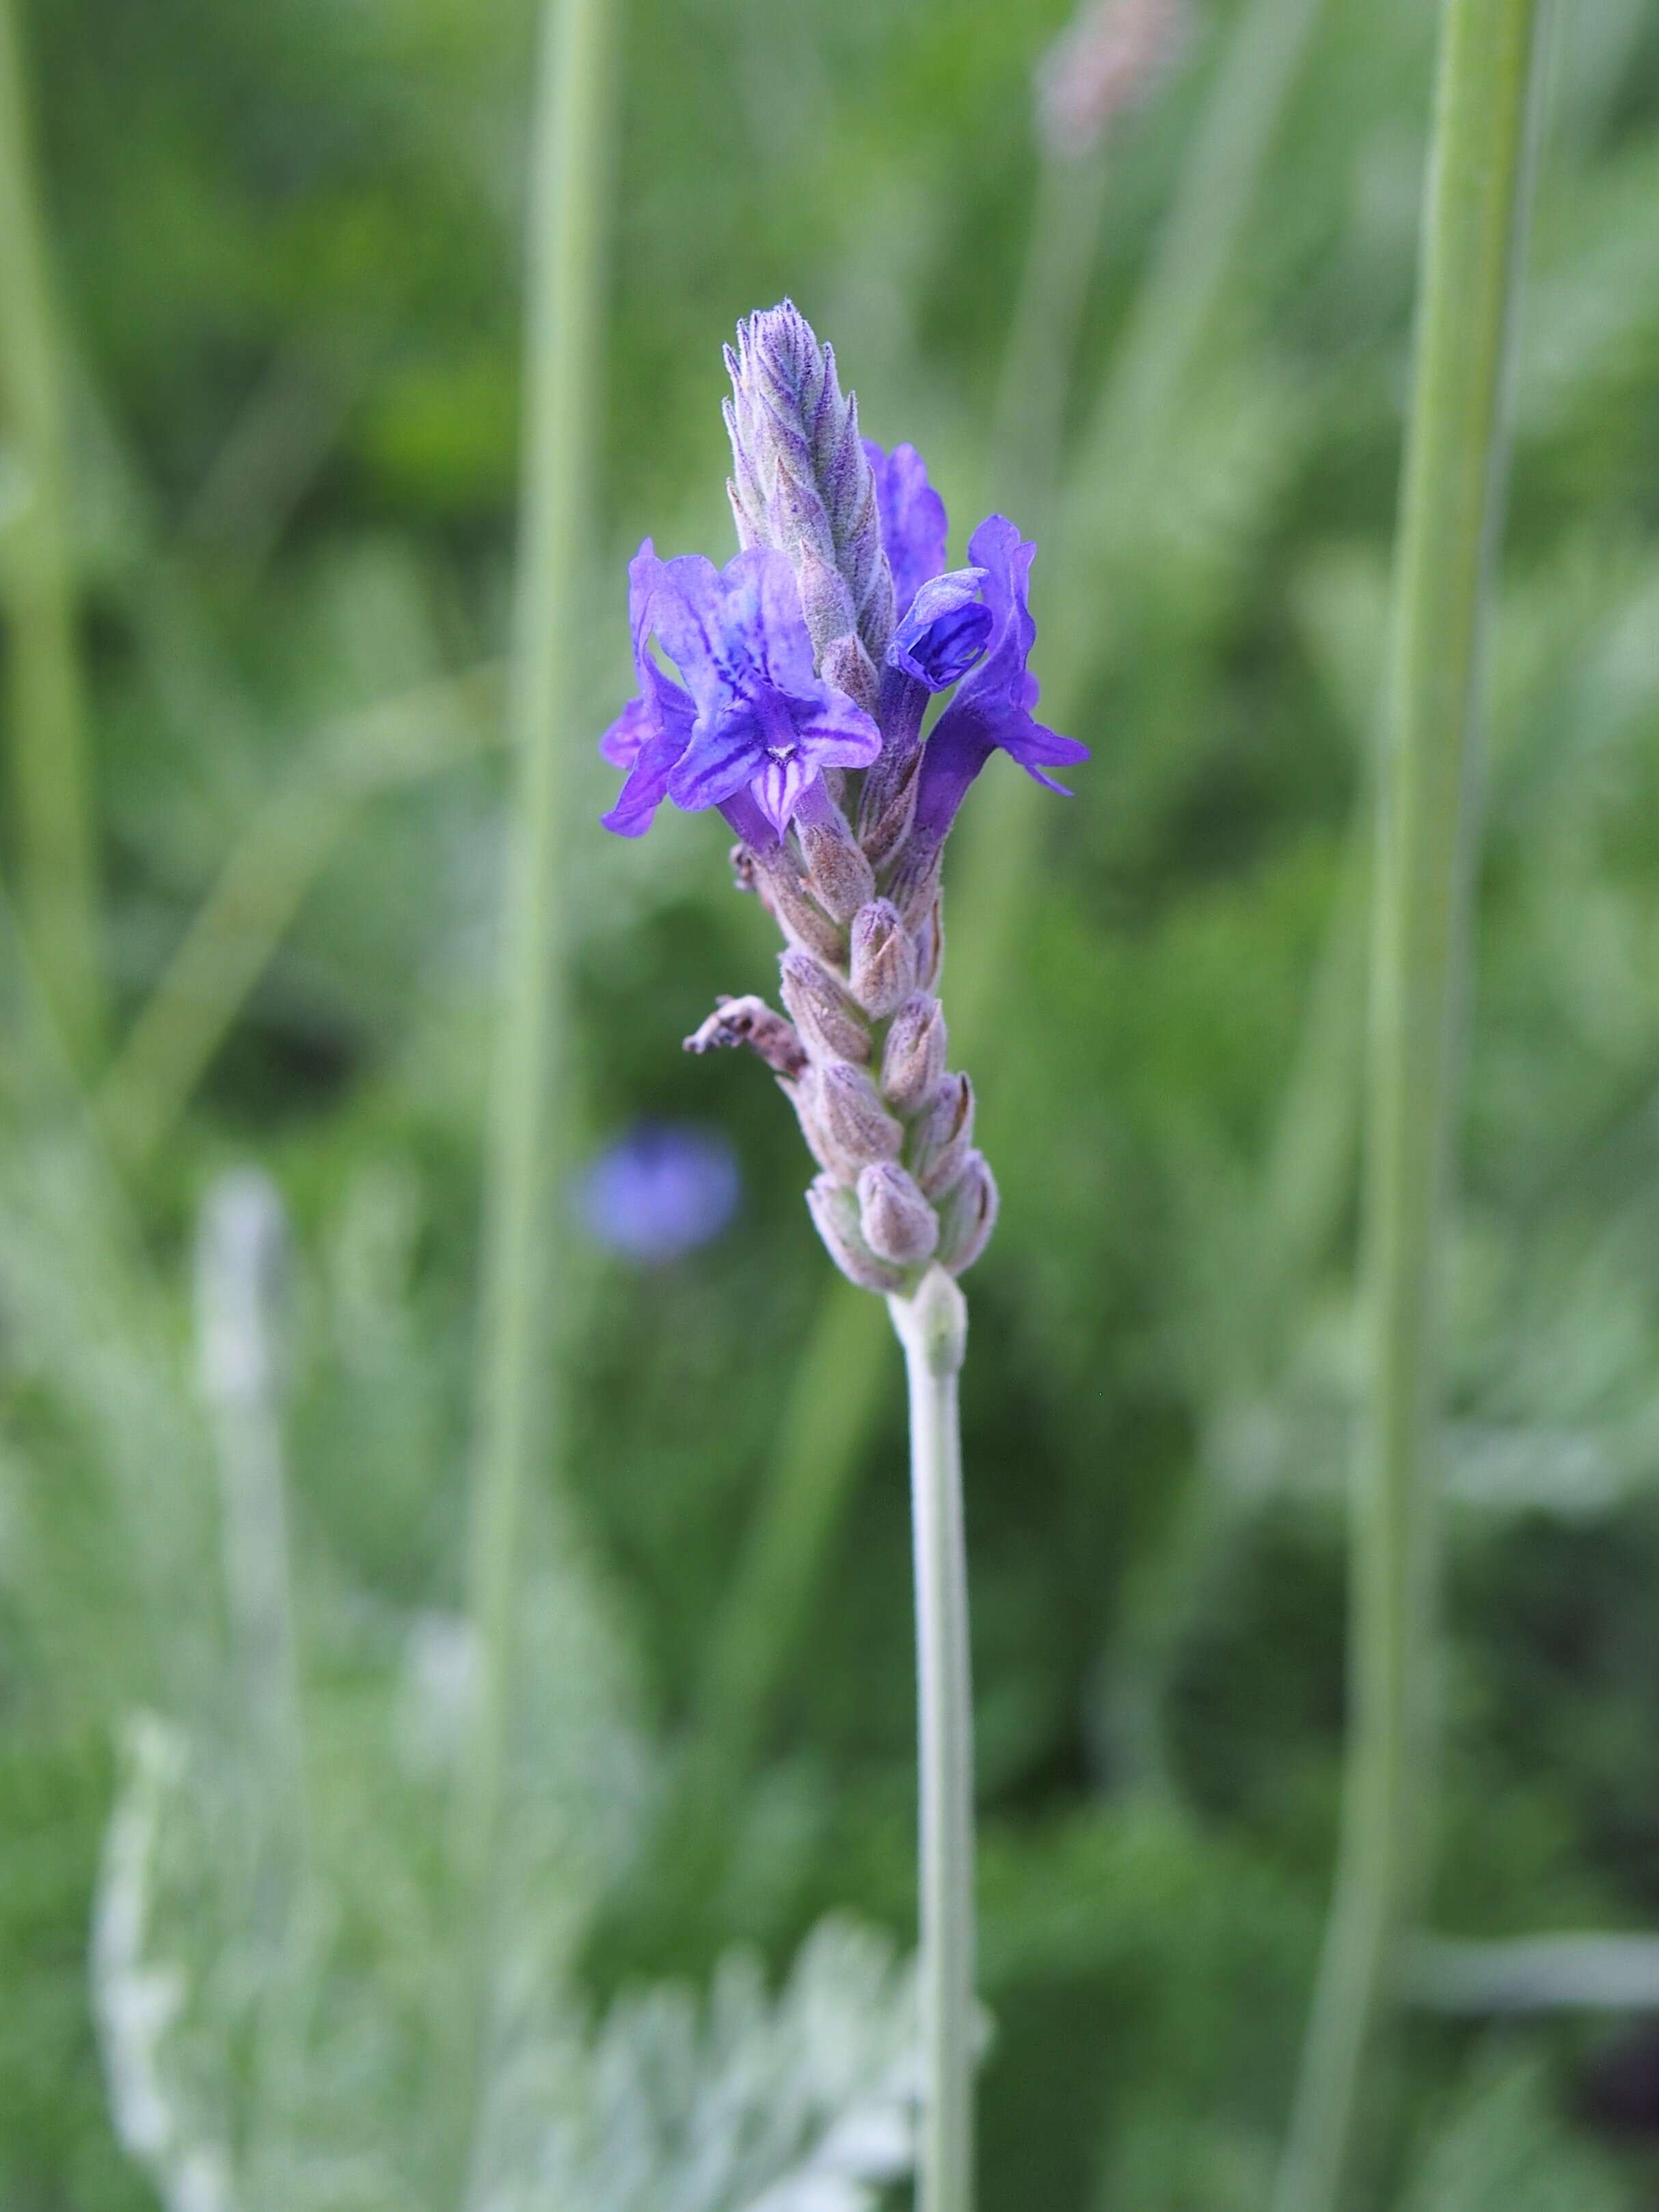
602, 299, 1087, 2212
442, 0, 615, 2195
1272, 4, 1543, 2209
890, 1267, 975, 2212
0, 0, 103, 1065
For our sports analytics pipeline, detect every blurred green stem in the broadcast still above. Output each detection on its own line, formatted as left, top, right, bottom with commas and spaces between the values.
1049, 0, 1331, 671
1272, 6, 1543, 2211
703, 0, 1330, 1775
993, 147, 1110, 526
0, 0, 102, 1064
889, 1269, 975, 2212
697, 1277, 889, 1762
100, 666, 499, 1172
444, 0, 615, 2197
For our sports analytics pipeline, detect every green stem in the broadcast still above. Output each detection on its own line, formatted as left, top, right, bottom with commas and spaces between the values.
443, 0, 615, 2194
1272, 6, 1543, 2210
0, 0, 102, 1064
889, 1267, 975, 2212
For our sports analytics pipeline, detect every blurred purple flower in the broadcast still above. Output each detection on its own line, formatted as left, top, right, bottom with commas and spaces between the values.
576, 1122, 741, 1265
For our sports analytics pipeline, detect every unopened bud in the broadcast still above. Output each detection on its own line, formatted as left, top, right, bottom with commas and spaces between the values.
798, 800, 876, 923
821, 631, 881, 718
848, 900, 916, 1018
807, 1175, 906, 1293
724, 302, 894, 670
890, 838, 943, 931
913, 1073, 975, 1197
798, 545, 858, 652
913, 897, 944, 993
936, 1150, 999, 1276
856, 753, 919, 866
751, 848, 847, 964
786, 1072, 839, 1178
880, 993, 947, 1113
724, 426, 766, 551
779, 952, 870, 1065
815, 1060, 904, 1171
857, 1161, 939, 1266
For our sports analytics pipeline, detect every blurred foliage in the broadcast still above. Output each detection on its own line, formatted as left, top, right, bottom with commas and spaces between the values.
5, 0, 1659, 2204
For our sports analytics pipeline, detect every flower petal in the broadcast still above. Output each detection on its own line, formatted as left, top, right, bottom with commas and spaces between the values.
666, 700, 766, 813
790, 690, 883, 773
599, 693, 656, 770
889, 567, 992, 691
601, 722, 684, 837
864, 441, 948, 612
751, 752, 820, 838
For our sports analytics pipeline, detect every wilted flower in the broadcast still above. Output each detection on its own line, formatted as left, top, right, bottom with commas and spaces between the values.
599, 301, 1089, 1289
1035, 0, 1191, 160
576, 1123, 740, 1265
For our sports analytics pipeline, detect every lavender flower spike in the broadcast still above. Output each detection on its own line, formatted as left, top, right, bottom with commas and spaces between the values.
599, 303, 1087, 1293
602, 305, 1090, 2212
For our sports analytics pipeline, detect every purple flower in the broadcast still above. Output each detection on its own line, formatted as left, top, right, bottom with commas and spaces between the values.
576, 1122, 741, 1265
890, 568, 993, 692
600, 543, 881, 839
600, 542, 697, 837
865, 441, 948, 615
913, 514, 1090, 842
865, 440, 993, 696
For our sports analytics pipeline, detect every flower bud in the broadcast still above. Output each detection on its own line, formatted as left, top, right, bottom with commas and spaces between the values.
855, 754, 919, 866
797, 545, 859, 656
723, 302, 895, 669
798, 801, 876, 923
815, 1061, 904, 1172
887, 830, 945, 940
848, 900, 916, 1019
723, 396, 768, 550
857, 1161, 939, 1266
913, 1073, 975, 1197
936, 1150, 999, 1276
820, 632, 881, 718
806, 1175, 906, 1293
785, 1073, 840, 1178
750, 847, 847, 964
913, 897, 944, 993
770, 459, 837, 567
779, 952, 870, 1065
880, 993, 947, 1113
